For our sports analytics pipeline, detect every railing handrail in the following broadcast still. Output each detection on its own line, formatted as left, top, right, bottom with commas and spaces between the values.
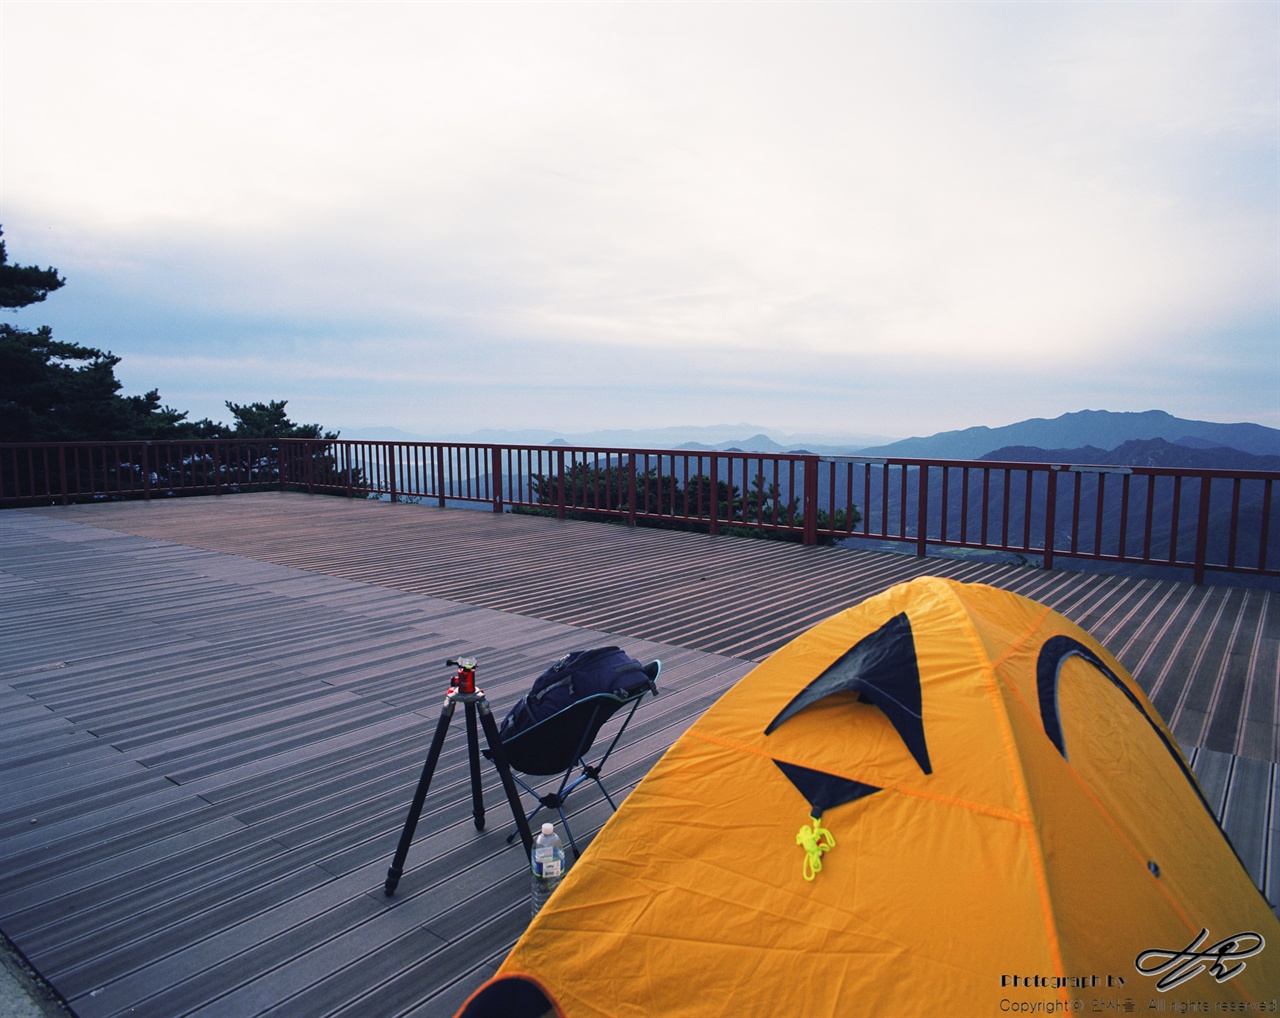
0, 437, 279, 448
3, 437, 1277, 584
818, 451, 1280, 480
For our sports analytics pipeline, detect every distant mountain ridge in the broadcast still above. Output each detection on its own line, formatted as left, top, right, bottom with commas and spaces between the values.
860, 410, 1279, 460
337, 410, 1278, 461
983, 438, 1280, 472
339, 425, 895, 453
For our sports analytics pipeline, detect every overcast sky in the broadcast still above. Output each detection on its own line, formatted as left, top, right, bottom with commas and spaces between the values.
2, 1, 1276, 440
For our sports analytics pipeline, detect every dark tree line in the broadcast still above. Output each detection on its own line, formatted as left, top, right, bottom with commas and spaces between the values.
0, 227, 366, 502
0, 227, 333, 445
521, 459, 860, 545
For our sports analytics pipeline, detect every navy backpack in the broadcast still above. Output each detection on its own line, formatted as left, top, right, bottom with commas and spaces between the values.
498, 647, 651, 741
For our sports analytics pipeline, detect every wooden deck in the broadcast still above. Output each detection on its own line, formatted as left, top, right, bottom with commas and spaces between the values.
1, 492, 1277, 1017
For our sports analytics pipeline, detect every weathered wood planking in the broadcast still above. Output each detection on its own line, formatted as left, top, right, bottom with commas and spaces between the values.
1, 509, 753, 1016
2, 498, 1277, 1018
28, 493, 1278, 761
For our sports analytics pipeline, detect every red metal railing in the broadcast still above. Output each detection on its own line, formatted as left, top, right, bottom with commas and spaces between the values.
3, 439, 1276, 584
820, 457, 1279, 584
0, 439, 286, 503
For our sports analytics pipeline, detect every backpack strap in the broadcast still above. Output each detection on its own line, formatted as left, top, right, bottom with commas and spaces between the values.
609, 661, 649, 691
528, 673, 575, 705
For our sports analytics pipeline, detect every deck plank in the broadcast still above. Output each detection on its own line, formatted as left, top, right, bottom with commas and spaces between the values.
1222, 755, 1274, 893
1269, 768, 1280, 906
24, 493, 1277, 759
2, 505, 758, 1015
2, 495, 1277, 1017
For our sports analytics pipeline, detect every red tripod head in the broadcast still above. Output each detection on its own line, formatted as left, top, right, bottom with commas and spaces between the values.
447, 657, 478, 695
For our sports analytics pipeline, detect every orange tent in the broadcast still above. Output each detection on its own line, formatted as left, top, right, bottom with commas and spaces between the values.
460, 577, 1279, 1017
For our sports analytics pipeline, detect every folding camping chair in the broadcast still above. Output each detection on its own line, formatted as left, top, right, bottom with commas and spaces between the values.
494, 661, 660, 858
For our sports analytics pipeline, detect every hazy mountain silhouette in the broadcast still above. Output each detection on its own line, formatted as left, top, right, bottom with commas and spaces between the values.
982, 438, 1280, 472
860, 410, 1279, 459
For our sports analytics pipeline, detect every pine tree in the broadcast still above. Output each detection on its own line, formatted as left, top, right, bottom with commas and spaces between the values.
0, 226, 200, 441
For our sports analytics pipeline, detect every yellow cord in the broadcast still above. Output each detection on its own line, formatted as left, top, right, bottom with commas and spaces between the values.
796, 814, 835, 881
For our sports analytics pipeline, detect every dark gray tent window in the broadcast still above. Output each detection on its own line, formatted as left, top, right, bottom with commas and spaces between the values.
766, 612, 932, 776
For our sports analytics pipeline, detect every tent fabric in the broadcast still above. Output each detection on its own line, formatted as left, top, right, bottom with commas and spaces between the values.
464, 578, 1280, 1017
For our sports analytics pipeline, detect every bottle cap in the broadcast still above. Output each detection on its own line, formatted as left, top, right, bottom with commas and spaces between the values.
541, 823, 555, 836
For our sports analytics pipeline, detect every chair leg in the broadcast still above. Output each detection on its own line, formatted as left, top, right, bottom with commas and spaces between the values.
508, 803, 581, 859
506, 802, 546, 845
592, 775, 619, 812
503, 772, 595, 856
504, 777, 549, 844
557, 806, 581, 859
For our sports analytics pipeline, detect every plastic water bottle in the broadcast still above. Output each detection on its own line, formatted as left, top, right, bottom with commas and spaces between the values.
530, 822, 565, 917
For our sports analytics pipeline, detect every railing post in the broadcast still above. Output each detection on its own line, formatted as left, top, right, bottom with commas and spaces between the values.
709, 454, 719, 536
555, 450, 566, 520
278, 441, 287, 491
491, 445, 504, 512
1193, 475, 1212, 584
435, 444, 447, 507
803, 456, 818, 545
916, 464, 928, 557
213, 442, 222, 496
142, 443, 151, 501
1259, 480, 1273, 575
58, 445, 68, 506
1043, 467, 1057, 570
388, 443, 398, 503
627, 453, 637, 527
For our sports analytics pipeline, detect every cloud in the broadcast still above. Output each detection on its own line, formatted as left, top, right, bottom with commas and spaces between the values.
2, 1, 1275, 435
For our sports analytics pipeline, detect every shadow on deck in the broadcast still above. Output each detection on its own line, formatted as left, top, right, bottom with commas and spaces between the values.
1, 493, 1276, 1017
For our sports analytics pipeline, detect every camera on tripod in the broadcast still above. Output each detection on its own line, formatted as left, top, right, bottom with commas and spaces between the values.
384, 655, 534, 895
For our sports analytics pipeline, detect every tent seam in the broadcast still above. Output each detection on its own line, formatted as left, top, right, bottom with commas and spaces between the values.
687, 728, 1028, 823
933, 578, 1071, 998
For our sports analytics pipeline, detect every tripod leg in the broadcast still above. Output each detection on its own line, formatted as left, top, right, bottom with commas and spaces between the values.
384, 698, 456, 895
464, 700, 485, 831
477, 700, 535, 856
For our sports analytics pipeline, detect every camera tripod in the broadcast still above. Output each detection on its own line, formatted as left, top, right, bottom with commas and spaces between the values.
384, 657, 535, 895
